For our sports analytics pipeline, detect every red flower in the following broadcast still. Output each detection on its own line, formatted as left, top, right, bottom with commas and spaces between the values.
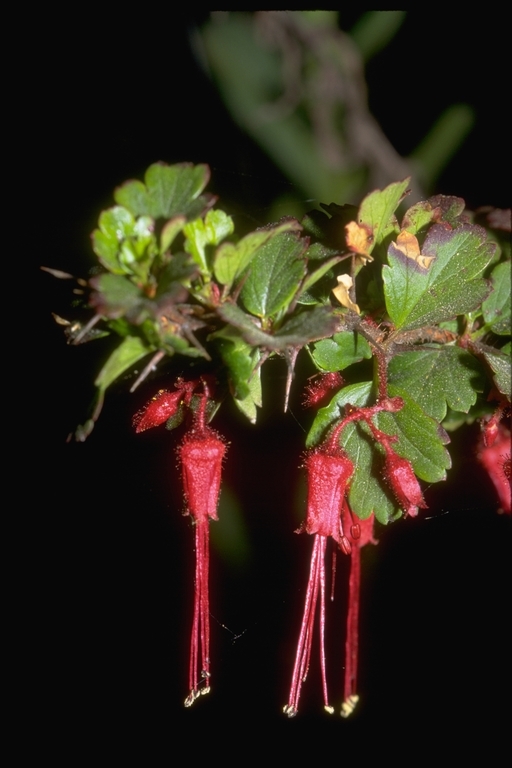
134, 379, 227, 706
178, 397, 227, 706
180, 424, 226, 524
302, 447, 354, 547
284, 441, 354, 717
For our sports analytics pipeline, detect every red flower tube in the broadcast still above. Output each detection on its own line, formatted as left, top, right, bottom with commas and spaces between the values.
134, 379, 227, 707
284, 441, 354, 717
178, 398, 227, 706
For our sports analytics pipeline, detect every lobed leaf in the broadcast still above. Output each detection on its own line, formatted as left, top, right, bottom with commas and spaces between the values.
184, 209, 234, 273
114, 162, 212, 219
388, 347, 484, 421
383, 223, 495, 331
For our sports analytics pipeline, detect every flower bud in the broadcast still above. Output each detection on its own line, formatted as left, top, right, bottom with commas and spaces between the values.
132, 389, 183, 433
383, 451, 427, 517
303, 373, 345, 409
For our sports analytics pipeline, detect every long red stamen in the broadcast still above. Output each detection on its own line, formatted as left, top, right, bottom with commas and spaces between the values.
341, 510, 376, 717
342, 538, 360, 717
179, 393, 227, 706
185, 522, 211, 706
284, 535, 334, 717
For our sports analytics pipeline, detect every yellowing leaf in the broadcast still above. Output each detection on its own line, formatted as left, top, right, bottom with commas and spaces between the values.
332, 274, 360, 314
345, 221, 374, 262
394, 230, 435, 270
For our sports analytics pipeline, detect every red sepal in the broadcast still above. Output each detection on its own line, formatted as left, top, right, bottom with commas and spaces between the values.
303, 372, 345, 409
133, 389, 183, 433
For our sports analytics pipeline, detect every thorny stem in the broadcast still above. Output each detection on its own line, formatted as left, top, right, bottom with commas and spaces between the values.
129, 350, 166, 393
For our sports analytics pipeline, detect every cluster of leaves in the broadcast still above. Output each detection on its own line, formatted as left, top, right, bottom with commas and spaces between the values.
56, 162, 510, 524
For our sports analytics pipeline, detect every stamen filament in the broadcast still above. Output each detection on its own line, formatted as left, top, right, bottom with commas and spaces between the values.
186, 522, 211, 705
342, 537, 361, 716
286, 535, 332, 716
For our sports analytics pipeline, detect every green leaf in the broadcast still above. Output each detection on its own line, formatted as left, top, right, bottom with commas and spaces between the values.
160, 216, 187, 253
358, 178, 410, 254
89, 273, 144, 319
383, 223, 495, 331
211, 327, 257, 400
241, 229, 308, 318
212, 332, 263, 423
155, 253, 197, 297
233, 363, 262, 424
480, 348, 511, 398
482, 260, 511, 335
311, 331, 372, 372
94, 335, 153, 393
91, 206, 157, 281
159, 332, 205, 358
114, 162, 212, 219
214, 219, 301, 290
377, 385, 451, 482
92, 206, 137, 274
300, 255, 343, 295
388, 347, 484, 421
184, 209, 234, 273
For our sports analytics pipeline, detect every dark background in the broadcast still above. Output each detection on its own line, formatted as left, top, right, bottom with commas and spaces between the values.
34, 11, 509, 753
